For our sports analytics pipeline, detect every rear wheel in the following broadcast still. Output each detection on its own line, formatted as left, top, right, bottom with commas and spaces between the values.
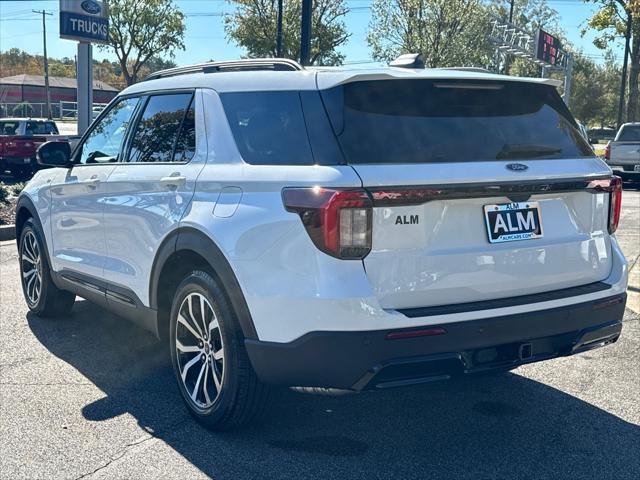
169, 270, 270, 430
19, 220, 75, 316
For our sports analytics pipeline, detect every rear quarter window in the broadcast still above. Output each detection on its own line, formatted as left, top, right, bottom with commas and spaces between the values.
220, 91, 314, 165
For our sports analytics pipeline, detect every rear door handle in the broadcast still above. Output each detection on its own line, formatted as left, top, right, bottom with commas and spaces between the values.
160, 175, 187, 189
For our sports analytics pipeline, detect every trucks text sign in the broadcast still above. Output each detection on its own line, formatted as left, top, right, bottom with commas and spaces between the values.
59, 0, 109, 44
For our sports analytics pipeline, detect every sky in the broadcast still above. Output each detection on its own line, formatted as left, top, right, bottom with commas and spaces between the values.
0, 0, 624, 69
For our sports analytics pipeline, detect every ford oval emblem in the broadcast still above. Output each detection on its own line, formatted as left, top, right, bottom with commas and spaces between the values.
506, 163, 529, 172
81, 0, 102, 15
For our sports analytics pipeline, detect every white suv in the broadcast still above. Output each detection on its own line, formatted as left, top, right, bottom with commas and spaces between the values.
17, 59, 628, 430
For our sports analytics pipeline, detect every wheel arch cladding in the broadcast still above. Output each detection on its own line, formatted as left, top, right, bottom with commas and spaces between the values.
15, 196, 37, 243
150, 227, 259, 340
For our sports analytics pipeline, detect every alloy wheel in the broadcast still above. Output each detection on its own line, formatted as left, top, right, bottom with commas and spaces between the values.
21, 231, 42, 306
175, 292, 225, 409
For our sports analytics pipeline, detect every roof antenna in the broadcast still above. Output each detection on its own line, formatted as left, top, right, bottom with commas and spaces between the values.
389, 53, 425, 69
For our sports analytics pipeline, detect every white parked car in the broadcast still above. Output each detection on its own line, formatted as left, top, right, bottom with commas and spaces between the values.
17, 59, 628, 430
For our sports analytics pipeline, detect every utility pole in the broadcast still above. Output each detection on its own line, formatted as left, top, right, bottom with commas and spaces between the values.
276, 0, 284, 57
300, 0, 312, 65
33, 9, 53, 119
504, 0, 515, 74
563, 53, 573, 107
618, 12, 633, 129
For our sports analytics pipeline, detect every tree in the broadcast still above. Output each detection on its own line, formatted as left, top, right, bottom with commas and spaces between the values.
490, 0, 561, 31
225, 0, 350, 66
101, 0, 186, 86
583, 1, 640, 122
367, 0, 494, 68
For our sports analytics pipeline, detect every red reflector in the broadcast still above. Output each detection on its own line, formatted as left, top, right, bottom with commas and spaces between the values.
385, 327, 447, 340
593, 296, 624, 310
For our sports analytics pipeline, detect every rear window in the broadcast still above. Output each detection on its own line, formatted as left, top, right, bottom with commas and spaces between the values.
220, 91, 314, 165
617, 125, 640, 141
320, 79, 593, 164
26, 121, 58, 135
0, 121, 19, 135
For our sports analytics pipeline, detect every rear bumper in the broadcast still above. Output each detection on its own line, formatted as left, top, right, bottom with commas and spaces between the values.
1, 156, 34, 165
606, 157, 639, 166
245, 294, 626, 390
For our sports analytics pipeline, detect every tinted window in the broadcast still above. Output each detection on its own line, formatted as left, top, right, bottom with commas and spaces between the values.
79, 97, 139, 164
617, 125, 640, 141
128, 93, 193, 163
221, 91, 314, 165
26, 121, 58, 135
321, 80, 593, 164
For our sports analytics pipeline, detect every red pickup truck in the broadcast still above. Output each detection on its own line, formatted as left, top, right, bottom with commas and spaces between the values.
0, 118, 70, 179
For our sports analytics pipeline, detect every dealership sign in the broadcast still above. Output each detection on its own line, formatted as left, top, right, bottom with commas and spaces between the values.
59, 0, 109, 44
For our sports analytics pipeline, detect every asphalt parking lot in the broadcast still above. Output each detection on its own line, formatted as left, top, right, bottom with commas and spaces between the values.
0, 189, 638, 480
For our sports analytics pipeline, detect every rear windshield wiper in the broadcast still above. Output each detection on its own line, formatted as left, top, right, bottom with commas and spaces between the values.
496, 144, 562, 160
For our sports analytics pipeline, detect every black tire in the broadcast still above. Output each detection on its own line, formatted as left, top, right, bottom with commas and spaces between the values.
19, 219, 75, 317
169, 270, 270, 430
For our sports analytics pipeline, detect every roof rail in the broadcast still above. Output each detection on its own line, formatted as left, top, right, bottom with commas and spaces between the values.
439, 67, 492, 74
144, 58, 304, 81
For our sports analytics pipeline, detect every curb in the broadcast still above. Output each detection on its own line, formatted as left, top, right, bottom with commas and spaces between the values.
0, 224, 16, 242
627, 258, 640, 315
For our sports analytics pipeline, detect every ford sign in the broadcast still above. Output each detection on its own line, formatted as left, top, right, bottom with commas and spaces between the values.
81, 0, 102, 15
506, 163, 529, 172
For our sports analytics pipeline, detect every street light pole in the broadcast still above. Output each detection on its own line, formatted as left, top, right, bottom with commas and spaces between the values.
300, 0, 312, 65
33, 9, 53, 119
276, 0, 284, 57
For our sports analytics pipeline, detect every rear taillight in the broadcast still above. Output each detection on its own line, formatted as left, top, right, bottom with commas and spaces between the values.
604, 142, 611, 160
608, 176, 622, 234
282, 187, 372, 259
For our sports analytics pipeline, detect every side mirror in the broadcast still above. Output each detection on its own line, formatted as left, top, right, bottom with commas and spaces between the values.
36, 141, 71, 167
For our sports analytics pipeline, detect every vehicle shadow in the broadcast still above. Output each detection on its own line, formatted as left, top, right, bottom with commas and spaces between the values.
27, 300, 639, 480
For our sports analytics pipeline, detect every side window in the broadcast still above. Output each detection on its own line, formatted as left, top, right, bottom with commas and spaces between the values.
127, 93, 193, 163
79, 97, 139, 164
173, 98, 196, 162
45, 122, 59, 134
220, 91, 314, 165
25, 122, 38, 135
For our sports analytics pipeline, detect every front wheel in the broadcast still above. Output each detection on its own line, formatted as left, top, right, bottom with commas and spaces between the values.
19, 219, 75, 316
169, 270, 270, 430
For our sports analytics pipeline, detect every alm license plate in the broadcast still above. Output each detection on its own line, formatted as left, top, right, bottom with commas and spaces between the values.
484, 202, 543, 243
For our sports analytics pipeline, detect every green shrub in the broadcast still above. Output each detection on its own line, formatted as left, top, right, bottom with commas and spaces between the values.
0, 182, 24, 203
0, 183, 8, 204
10, 182, 25, 197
